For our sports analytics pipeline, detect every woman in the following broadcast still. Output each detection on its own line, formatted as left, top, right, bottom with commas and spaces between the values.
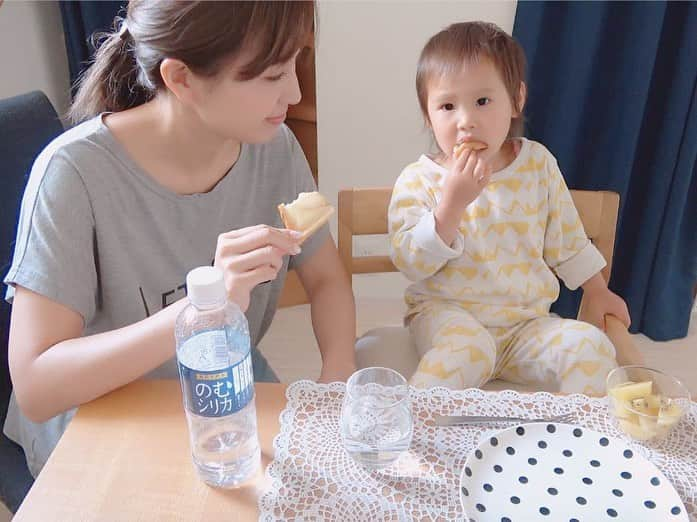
4, 0, 355, 478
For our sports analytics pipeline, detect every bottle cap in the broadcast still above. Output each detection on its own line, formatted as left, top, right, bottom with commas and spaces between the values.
186, 266, 226, 308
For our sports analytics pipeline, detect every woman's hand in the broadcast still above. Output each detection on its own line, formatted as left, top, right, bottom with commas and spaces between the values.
318, 358, 357, 384
214, 224, 302, 311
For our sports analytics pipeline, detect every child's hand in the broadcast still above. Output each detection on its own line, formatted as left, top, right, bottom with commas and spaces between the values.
443, 147, 493, 209
583, 287, 631, 331
435, 148, 492, 246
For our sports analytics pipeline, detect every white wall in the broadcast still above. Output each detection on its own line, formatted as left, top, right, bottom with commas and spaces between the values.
316, 1, 517, 299
0, 0, 71, 117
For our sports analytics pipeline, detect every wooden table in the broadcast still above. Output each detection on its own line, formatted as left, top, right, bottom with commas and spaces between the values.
13, 380, 287, 521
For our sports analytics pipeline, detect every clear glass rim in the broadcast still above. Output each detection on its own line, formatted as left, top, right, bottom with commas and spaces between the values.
345, 366, 409, 407
607, 365, 692, 419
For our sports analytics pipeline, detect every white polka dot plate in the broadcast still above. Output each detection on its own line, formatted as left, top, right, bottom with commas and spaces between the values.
459, 422, 687, 522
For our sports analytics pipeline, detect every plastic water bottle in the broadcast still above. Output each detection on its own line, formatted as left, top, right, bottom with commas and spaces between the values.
175, 266, 260, 488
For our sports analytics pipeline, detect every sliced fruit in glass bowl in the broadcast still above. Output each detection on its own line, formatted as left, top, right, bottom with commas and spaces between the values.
607, 366, 690, 442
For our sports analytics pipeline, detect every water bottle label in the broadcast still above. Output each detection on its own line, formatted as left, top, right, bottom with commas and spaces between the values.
178, 349, 254, 418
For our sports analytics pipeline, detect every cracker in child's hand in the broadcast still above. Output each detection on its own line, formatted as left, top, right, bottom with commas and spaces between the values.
453, 140, 488, 158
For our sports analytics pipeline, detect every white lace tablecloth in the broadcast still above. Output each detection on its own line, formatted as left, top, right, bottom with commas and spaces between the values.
259, 381, 697, 521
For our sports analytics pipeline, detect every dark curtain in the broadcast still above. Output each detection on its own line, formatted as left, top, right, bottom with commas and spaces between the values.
59, 1, 126, 92
513, 1, 697, 340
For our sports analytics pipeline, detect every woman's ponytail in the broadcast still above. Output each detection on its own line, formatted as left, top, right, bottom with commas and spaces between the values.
68, 21, 152, 124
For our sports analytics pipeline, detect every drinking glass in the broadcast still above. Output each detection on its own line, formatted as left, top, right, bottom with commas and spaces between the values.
340, 367, 413, 470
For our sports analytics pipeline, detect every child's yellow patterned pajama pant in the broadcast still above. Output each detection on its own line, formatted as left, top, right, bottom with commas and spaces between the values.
408, 304, 617, 395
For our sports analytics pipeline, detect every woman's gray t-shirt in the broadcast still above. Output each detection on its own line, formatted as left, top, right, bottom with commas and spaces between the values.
3, 116, 327, 476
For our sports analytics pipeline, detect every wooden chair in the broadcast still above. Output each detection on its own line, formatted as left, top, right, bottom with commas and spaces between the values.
338, 187, 642, 384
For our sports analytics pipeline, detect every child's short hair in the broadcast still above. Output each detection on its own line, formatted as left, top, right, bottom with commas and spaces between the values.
416, 21, 527, 137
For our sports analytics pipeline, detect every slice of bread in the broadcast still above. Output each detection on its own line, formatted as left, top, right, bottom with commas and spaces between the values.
278, 192, 335, 243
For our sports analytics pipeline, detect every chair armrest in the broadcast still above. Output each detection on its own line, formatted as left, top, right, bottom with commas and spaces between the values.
605, 314, 645, 367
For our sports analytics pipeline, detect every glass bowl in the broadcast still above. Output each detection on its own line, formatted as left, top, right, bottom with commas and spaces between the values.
606, 365, 691, 442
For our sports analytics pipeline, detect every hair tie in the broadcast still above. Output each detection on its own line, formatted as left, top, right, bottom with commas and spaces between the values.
118, 19, 129, 40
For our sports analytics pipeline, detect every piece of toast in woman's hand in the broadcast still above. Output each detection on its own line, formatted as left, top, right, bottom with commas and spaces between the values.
277, 191, 335, 244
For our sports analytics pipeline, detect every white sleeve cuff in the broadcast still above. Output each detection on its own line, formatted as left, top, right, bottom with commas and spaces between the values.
555, 241, 607, 290
411, 211, 464, 261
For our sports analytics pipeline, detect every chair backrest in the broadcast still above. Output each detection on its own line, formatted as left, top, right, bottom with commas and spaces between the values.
338, 187, 619, 284
0, 91, 63, 418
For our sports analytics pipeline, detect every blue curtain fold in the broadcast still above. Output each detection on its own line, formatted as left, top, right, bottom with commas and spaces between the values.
59, 1, 126, 92
513, 1, 697, 340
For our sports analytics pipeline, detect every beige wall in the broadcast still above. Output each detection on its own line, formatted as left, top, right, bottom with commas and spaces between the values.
315, 1, 517, 299
0, 0, 71, 117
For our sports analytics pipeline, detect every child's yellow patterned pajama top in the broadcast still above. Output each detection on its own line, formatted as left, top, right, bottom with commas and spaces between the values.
388, 138, 617, 394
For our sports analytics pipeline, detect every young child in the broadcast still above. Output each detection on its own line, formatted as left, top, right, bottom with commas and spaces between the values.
389, 22, 630, 394
3, 0, 356, 482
